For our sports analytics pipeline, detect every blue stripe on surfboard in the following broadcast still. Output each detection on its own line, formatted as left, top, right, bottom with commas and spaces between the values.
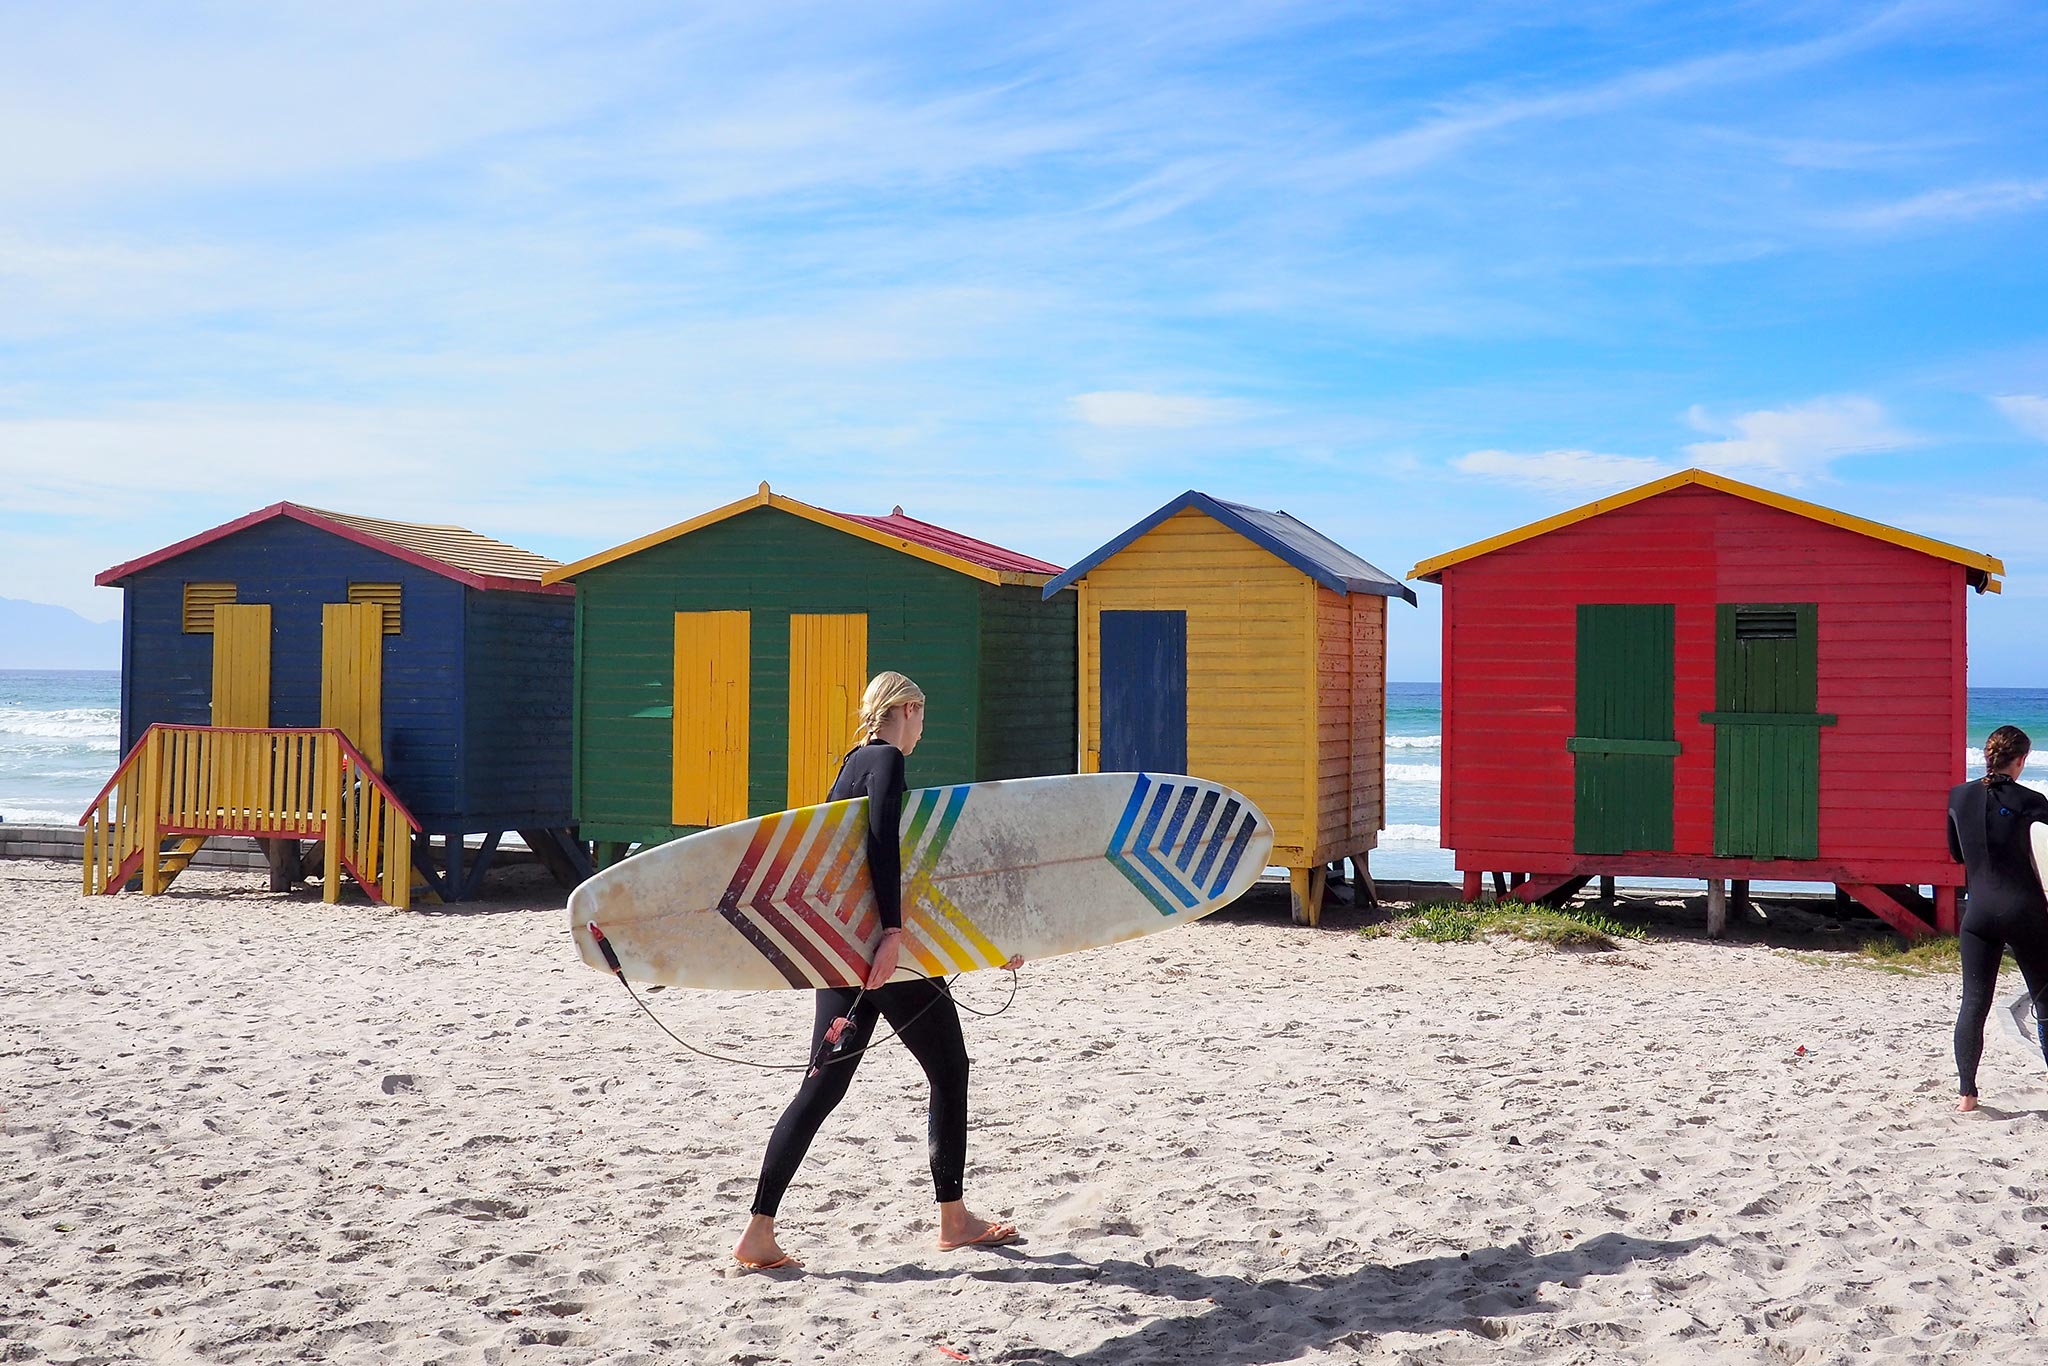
1107, 773, 1152, 855
1176, 790, 1219, 872
1190, 797, 1240, 887
1105, 775, 1185, 917
1210, 812, 1260, 897
1159, 786, 1197, 855
1132, 784, 1200, 909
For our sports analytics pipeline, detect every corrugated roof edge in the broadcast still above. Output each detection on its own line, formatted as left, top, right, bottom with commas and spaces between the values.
1042, 490, 1418, 603
95, 502, 572, 596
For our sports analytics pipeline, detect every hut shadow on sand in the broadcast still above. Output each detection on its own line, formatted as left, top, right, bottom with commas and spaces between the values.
831, 1230, 1714, 1363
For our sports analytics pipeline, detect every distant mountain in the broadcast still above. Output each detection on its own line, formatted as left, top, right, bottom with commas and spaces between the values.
0, 598, 121, 670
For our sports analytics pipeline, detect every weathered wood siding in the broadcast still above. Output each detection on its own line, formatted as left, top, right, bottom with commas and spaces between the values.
1077, 509, 1316, 860
570, 506, 983, 848
1438, 483, 1966, 883
118, 518, 469, 823
1314, 587, 1386, 856
460, 586, 575, 834
977, 583, 1077, 780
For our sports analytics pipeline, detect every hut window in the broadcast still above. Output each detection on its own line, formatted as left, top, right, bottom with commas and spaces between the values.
182, 582, 237, 633
1734, 607, 1799, 641
348, 582, 402, 634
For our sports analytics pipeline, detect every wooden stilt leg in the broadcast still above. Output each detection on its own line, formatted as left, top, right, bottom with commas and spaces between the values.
1935, 885, 1959, 935
1289, 867, 1315, 927
1599, 875, 1615, 909
1462, 870, 1482, 902
1352, 852, 1378, 910
1731, 879, 1752, 921
263, 838, 302, 892
1707, 880, 1728, 939
1490, 870, 1507, 899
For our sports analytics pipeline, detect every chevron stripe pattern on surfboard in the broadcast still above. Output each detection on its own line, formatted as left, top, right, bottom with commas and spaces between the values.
569, 771, 1275, 991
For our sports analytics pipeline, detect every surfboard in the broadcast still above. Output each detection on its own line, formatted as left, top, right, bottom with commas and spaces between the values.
2000, 822, 2048, 1047
568, 772, 1275, 990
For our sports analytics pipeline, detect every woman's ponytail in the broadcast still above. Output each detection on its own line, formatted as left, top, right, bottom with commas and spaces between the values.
857, 671, 926, 743
1983, 725, 2031, 783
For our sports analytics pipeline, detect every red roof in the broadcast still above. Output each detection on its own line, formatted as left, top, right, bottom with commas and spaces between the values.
834, 507, 1062, 577
96, 502, 571, 596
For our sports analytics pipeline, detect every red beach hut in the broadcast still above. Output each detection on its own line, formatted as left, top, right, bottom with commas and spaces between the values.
1408, 469, 2005, 937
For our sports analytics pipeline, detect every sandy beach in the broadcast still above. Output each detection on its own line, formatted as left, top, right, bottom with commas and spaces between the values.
5, 859, 2046, 1364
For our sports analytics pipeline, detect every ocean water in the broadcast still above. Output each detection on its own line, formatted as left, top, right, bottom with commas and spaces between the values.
0, 670, 122, 824
2, 671, 2043, 887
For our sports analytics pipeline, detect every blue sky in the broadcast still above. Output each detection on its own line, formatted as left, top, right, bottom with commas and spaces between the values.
2, 1, 2044, 681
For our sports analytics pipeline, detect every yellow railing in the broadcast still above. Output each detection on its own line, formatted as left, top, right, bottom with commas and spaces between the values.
81, 725, 419, 908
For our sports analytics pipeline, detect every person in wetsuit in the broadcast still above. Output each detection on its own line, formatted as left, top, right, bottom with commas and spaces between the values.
732, 671, 1020, 1270
1948, 724, 2048, 1112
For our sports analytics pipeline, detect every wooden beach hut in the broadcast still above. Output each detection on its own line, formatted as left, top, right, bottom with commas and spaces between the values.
86, 503, 586, 907
1043, 491, 1417, 927
541, 484, 1074, 862
1409, 469, 2005, 937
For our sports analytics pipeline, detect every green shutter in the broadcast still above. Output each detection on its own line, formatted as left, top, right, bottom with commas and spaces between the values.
1707, 603, 1831, 858
1571, 604, 1678, 854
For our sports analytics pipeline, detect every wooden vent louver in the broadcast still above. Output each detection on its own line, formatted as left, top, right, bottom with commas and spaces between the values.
1734, 607, 1799, 641
182, 582, 237, 633
347, 583, 402, 634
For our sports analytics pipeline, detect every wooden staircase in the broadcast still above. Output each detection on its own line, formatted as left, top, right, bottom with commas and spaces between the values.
81, 725, 421, 907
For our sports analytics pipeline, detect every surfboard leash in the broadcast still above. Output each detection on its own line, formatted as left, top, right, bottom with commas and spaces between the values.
584, 920, 1018, 1074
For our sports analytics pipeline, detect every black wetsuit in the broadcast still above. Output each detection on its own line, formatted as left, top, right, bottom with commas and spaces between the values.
750, 741, 970, 1217
1947, 775, 2048, 1097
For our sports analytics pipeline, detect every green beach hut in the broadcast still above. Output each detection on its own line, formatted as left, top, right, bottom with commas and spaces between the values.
543, 483, 1075, 863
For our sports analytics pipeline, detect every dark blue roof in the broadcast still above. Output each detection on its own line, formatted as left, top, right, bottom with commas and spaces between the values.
1044, 491, 1417, 603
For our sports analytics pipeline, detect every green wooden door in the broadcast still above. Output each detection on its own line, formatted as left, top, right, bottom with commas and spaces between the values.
1705, 604, 1834, 858
1570, 604, 1680, 854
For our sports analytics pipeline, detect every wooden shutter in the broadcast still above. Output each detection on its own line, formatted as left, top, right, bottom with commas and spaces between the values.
1569, 603, 1679, 854
673, 611, 750, 827
1707, 602, 1832, 858
210, 604, 272, 727
322, 602, 386, 769
787, 614, 869, 807
347, 582, 402, 634
183, 582, 237, 633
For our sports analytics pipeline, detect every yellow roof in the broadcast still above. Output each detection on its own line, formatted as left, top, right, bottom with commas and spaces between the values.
541, 483, 1056, 588
1408, 468, 2005, 593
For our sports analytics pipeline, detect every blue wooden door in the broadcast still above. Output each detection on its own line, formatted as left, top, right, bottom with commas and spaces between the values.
1099, 610, 1187, 773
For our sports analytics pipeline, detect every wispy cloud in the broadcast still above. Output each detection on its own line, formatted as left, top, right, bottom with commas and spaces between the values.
1682, 396, 1914, 482
1070, 390, 1248, 429
1832, 178, 2048, 232
1313, 1, 1928, 183
1993, 394, 2048, 442
1455, 394, 1920, 493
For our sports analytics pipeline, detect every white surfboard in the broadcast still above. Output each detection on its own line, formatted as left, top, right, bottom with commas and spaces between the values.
2000, 823, 2048, 1047
569, 772, 1275, 991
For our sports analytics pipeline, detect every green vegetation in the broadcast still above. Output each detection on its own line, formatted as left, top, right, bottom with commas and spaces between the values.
1851, 933, 1962, 975
1364, 899, 1646, 950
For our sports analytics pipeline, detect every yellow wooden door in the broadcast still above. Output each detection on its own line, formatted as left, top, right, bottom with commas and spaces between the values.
210, 604, 272, 727
673, 611, 751, 826
321, 602, 386, 769
787, 614, 869, 807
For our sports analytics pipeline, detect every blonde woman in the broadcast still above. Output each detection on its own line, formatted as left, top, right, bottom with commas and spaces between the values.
733, 672, 1020, 1270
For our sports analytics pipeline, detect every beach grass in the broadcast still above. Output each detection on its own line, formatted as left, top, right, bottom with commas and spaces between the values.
1850, 933, 1963, 974
1366, 898, 1645, 950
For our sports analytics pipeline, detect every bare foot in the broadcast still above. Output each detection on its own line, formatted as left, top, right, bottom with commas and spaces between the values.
1956, 1095, 1979, 1113
733, 1214, 801, 1270
937, 1200, 1021, 1250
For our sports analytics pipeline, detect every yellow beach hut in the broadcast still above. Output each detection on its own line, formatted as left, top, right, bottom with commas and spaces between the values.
1043, 491, 1416, 925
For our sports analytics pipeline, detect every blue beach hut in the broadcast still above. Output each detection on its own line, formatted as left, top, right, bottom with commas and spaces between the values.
85, 502, 586, 905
